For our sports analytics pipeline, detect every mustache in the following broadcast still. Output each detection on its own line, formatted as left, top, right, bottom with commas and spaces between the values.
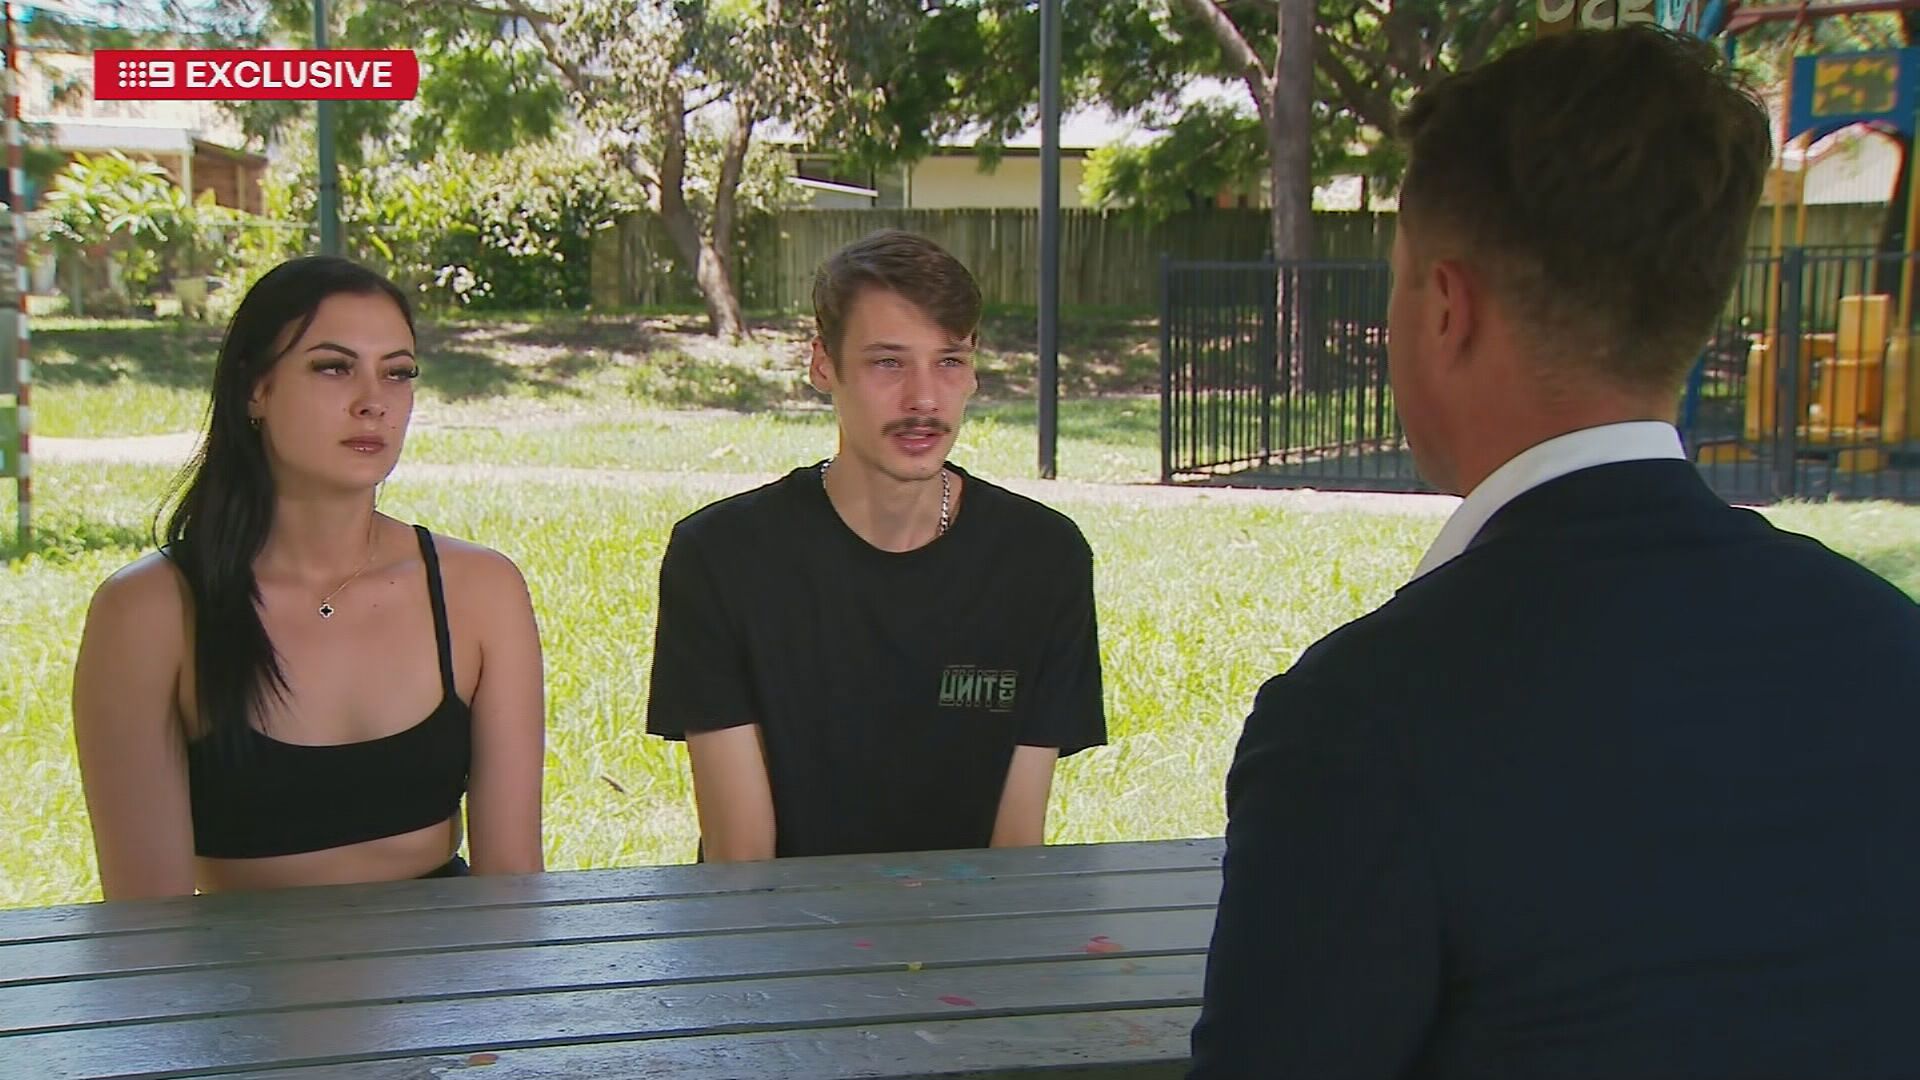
883, 418, 952, 436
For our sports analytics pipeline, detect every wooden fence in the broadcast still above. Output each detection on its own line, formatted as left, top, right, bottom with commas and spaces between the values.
590, 208, 1394, 312
589, 203, 1899, 314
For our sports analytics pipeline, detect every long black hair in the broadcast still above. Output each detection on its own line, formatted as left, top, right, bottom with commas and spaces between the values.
161, 256, 415, 758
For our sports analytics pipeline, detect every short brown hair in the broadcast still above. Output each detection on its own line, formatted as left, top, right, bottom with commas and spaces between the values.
1397, 26, 1771, 391
812, 230, 983, 362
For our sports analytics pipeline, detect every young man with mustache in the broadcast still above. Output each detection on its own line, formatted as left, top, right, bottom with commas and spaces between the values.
646, 230, 1107, 860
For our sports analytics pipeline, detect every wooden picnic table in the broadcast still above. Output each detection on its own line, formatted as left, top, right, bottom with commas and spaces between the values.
0, 838, 1222, 1079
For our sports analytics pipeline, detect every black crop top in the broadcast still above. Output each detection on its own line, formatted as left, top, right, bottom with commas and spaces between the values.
187, 525, 473, 858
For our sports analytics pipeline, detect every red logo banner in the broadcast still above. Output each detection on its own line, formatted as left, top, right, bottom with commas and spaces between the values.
93, 50, 420, 101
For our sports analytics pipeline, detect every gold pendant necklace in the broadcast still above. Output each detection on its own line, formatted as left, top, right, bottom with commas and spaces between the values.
317, 515, 378, 619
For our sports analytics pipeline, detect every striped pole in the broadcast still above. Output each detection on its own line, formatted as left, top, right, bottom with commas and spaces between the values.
4, 1, 27, 549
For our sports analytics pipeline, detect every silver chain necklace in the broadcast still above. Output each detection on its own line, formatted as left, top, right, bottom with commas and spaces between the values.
821, 456, 950, 536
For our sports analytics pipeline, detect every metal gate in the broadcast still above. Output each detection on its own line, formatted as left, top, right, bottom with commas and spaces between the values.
1160, 252, 1920, 503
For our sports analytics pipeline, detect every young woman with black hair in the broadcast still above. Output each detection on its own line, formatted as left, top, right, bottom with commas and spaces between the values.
72, 256, 545, 899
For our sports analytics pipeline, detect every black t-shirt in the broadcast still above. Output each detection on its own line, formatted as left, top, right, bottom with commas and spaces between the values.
645, 462, 1107, 858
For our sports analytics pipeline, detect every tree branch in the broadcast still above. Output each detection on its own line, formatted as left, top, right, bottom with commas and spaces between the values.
1461, 5, 1518, 71
413, 0, 557, 26
658, 89, 691, 226
1177, 0, 1270, 103
1322, 26, 1389, 76
686, 84, 731, 116
458, 0, 589, 101
1316, 42, 1397, 134
711, 96, 757, 279
1379, 2, 1427, 85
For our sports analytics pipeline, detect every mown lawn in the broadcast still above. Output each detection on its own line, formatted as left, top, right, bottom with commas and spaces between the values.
6, 313, 1917, 910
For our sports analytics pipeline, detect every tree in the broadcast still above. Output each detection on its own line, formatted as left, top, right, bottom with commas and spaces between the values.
822, 1, 1523, 258
55, 0, 830, 339
485, 0, 842, 340
1174, 0, 1313, 265
1312, 0, 1521, 157
1081, 1, 1523, 227
816, 0, 1321, 257
26, 2, 566, 164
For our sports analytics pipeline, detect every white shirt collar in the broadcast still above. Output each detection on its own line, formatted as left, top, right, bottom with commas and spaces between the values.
1408, 420, 1686, 582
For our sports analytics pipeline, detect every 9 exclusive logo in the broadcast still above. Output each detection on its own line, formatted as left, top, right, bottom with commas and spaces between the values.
94, 50, 419, 101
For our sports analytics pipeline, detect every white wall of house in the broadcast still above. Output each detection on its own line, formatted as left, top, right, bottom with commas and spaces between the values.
1798, 130, 1900, 206
23, 50, 249, 147
905, 155, 1087, 209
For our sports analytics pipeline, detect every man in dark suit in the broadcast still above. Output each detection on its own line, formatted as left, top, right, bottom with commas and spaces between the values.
1189, 26, 1920, 1080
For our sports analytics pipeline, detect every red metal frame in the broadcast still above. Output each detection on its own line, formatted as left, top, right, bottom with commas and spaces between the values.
1727, 1, 1920, 35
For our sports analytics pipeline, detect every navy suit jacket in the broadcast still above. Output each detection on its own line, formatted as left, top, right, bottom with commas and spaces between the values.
1189, 460, 1920, 1079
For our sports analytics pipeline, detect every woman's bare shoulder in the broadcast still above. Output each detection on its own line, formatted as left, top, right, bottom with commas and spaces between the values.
424, 532, 532, 601
88, 551, 190, 626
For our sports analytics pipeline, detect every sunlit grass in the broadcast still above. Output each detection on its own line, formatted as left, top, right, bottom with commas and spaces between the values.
6, 459, 1918, 910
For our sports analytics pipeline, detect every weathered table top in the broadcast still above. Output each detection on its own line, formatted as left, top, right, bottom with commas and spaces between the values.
0, 838, 1222, 1079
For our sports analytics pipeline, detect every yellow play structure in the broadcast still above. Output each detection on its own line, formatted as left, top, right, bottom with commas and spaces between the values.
1706, 43, 1920, 475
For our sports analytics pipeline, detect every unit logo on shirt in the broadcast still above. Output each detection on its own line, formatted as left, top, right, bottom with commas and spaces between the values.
939, 665, 1018, 713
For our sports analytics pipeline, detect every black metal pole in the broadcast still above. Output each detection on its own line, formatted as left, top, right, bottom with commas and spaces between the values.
1159, 253, 1173, 483
315, 0, 340, 256
1037, 0, 1060, 479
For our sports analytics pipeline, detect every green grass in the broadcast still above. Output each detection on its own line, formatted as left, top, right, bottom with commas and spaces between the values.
9, 312, 1920, 912
1762, 500, 1920, 597
404, 397, 1161, 483
29, 321, 222, 437
0, 458, 1440, 909
25, 309, 1163, 439
6, 458, 1920, 910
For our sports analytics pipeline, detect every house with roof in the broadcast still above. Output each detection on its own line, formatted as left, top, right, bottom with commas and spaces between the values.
14, 40, 268, 214
779, 79, 1269, 211
780, 107, 1142, 211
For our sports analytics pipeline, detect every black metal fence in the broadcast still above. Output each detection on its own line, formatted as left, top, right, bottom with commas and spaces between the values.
1160, 252, 1920, 504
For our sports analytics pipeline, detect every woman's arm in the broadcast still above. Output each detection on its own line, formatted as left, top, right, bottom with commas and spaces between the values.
72, 558, 198, 900
463, 549, 547, 875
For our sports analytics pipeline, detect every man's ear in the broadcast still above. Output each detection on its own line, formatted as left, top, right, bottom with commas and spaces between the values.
809, 337, 835, 395
1429, 257, 1478, 367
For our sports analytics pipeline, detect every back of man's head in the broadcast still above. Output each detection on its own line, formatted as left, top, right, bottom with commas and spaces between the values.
1397, 26, 1772, 394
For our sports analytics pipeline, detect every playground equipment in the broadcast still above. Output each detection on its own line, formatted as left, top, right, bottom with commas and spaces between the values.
1695, 6, 1920, 475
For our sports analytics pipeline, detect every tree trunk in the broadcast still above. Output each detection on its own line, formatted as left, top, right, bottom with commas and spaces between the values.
1270, 0, 1317, 395
688, 229, 748, 341
653, 95, 749, 341
656, 197, 747, 341
713, 99, 755, 289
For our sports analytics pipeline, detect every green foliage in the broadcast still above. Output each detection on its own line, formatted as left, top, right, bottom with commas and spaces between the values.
40, 152, 180, 292
38, 152, 247, 311
36, 1, 571, 166
248, 140, 644, 312
823, 0, 1522, 226
412, 38, 570, 156
1728, 12, 1912, 87
1082, 103, 1266, 220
